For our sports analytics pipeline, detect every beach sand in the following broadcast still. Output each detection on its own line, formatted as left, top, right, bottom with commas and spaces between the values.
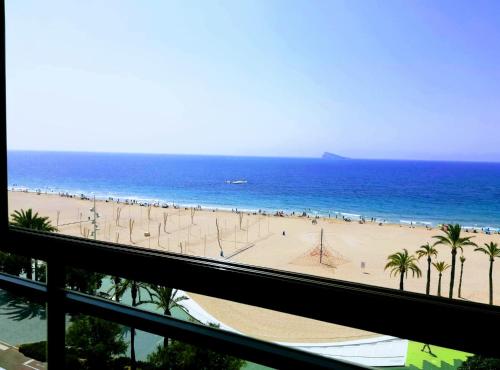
8, 191, 500, 343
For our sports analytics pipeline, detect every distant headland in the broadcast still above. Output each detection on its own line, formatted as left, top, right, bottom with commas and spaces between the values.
321, 152, 349, 160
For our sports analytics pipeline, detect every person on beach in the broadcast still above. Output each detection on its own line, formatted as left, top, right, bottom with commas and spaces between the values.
421, 343, 435, 356
421, 343, 436, 357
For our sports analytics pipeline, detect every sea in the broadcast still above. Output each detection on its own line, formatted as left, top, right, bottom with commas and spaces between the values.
7, 150, 500, 229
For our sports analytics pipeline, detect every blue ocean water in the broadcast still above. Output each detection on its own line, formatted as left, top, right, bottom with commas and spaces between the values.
7, 151, 500, 227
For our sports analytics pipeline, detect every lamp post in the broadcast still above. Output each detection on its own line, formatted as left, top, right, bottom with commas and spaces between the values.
90, 194, 99, 240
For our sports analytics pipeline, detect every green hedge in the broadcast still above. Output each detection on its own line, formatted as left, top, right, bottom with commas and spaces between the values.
19, 341, 46, 362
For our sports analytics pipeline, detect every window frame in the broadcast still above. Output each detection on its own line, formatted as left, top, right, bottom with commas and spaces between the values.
1, 2, 499, 368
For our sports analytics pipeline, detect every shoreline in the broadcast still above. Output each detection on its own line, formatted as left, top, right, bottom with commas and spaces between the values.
8, 187, 500, 232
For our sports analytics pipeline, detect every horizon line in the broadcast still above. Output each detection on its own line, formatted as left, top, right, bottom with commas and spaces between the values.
7, 148, 500, 164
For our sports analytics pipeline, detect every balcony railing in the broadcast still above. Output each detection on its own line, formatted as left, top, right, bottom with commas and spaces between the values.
1, 228, 500, 369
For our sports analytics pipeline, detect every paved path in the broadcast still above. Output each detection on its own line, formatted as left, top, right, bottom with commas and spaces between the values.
0, 341, 46, 370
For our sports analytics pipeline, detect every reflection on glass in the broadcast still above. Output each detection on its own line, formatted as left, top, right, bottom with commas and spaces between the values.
68, 273, 484, 369
0, 288, 46, 369
65, 314, 260, 370
0, 249, 46, 283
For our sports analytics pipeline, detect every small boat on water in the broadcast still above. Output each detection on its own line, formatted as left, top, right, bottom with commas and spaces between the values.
225, 180, 248, 184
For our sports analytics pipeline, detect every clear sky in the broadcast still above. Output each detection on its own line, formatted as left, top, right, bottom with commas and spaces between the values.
6, 1, 500, 161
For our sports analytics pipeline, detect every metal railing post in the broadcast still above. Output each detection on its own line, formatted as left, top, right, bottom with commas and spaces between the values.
46, 259, 66, 369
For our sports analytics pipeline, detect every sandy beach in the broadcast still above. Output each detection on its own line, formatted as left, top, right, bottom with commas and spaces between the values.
8, 191, 500, 343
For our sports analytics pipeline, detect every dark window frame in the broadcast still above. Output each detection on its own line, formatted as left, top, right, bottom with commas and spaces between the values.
0, 3, 498, 368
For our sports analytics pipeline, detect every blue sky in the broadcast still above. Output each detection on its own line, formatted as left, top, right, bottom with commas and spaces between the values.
6, 1, 500, 161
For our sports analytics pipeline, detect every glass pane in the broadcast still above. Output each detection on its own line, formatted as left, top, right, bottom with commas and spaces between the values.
65, 271, 486, 369
117, 291, 479, 369
6, 1, 500, 308
0, 251, 46, 283
64, 314, 266, 370
0, 288, 46, 369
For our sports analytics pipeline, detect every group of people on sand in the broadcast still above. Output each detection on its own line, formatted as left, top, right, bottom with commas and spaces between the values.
58, 192, 74, 198
462, 227, 500, 235
74, 194, 198, 211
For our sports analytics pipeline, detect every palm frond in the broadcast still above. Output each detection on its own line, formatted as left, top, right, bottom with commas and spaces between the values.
432, 235, 451, 246
416, 243, 438, 259
385, 249, 421, 278
433, 261, 450, 272
475, 242, 500, 258
433, 224, 476, 250
10, 208, 57, 232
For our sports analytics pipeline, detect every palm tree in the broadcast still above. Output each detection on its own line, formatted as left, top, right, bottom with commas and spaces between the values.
139, 285, 189, 348
416, 243, 438, 295
10, 209, 57, 232
433, 224, 476, 299
474, 242, 500, 305
385, 249, 422, 291
433, 261, 450, 297
10, 209, 57, 280
458, 255, 466, 298
112, 276, 121, 302
108, 279, 150, 370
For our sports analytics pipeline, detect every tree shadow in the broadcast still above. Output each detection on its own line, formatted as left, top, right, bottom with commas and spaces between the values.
0, 290, 46, 321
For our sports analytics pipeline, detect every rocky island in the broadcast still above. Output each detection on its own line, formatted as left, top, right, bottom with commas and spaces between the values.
321, 152, 349, 160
